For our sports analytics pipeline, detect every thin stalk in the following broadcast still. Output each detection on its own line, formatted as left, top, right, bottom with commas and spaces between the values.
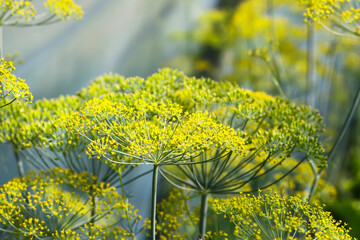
89, 187, 96, 237
12, 143, 25, 178
307, 160, 320, 203
266, 0, 285, 98
199, 193, 209, 238
310, 87, 360, 194
327, 87, 360, 164
271, 69, 285, 98
151, 164, 159, 240
236, 156, 307, 195
0, 98, 16, 108
0, 26, 2, 58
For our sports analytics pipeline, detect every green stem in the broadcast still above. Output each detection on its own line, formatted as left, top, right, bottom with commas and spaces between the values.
0, 98, 16, 108
89, 186, 96, 237
12, 143, 25, 178
91, 196, 96, 224
0, 26, 3, 58
266, 0, 285, 98
327, 87, 360, 164
309, 87, 360, 198
199, 193, 209, 238
151, 165, 159, 240
307, 160, 320, 203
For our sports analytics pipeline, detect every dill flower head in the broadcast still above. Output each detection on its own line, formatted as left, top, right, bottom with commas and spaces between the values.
0, 0, 83, 26
0, 167, 142, 239
77, 73, 145, 100
162, 83, 326, 195
59, 97, 247, 165
44, 0, 83, 20
301, 0, 360, 36
0, 94, 127, 188
0, 0, 36, 23
77, 68, 228, 113
0, 95, 80, 149
0, 59, 32, 106
212, 192, 355, 240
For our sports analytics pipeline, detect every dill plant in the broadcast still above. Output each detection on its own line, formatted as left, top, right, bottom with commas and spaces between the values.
212, 191, 354, 240
0, 92, 143, 188
0, 84, 149, 239
124, 69, 327, 237
0, 67, 354, 239
0, 167, 142, 239
166, 1, 360, 236
0, 1, 143, 239
0, 1, 357, 239
56, 68, 330, 239
59, 94, 247, 239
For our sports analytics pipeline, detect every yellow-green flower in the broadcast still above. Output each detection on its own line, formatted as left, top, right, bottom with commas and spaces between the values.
0, 59, 32, 107
44, 0, 83, 20
0, 0, 36, 24
0, 168, 142, 239
59, 97, 247, 165
302, 0, 360, 36
0, 0, 83, 26
212, 192, 355, 239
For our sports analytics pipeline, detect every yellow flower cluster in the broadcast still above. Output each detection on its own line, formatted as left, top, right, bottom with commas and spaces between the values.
158, 73, 326, 195
0, 59, 32, 106
301, 0, 360, 35
0, 95, 80, 150
0, 0, 36, 23
44, 0, 83, 20
60, 97, 247, 165
0, 168, 141, 239
0, 0, 82, 26
0, 74, 134, 186
212, 192, 354, 239
77, 73, 145, 101
143, 188, 199, 239
302, 0, 337, 22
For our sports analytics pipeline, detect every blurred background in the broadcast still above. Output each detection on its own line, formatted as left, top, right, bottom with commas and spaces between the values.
1, 0, 360, 238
